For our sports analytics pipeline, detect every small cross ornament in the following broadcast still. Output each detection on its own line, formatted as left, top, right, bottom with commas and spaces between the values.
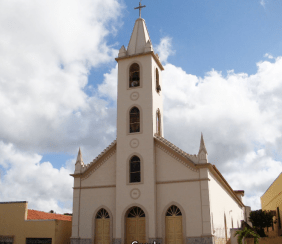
134, 0, 146, 18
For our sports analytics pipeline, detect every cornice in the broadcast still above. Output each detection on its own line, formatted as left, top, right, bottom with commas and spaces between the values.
115, 51, 164, 71
155, 141, 198, 172
201, 164, 245, 207
154, 134, 199, 166
81, 148, 116, 181
70, 139, 117, 179
157, 178, 209, 185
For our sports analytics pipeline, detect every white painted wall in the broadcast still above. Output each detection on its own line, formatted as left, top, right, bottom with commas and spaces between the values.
208, 170, 244, 242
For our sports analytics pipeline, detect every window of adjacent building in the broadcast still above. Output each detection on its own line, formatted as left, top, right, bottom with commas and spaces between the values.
26, 238, 52, 244
156, 109, 161, 136
156, 68, 161, 93
0, 236, 14, 244
130, 107, 140, 133
129, 63, 140, 88
130, 156, 141, 183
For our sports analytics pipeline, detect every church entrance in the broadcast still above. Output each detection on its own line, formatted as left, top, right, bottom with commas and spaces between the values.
126, 207, 146, 244
95, 208, 110, 244
165, 205, 183, 244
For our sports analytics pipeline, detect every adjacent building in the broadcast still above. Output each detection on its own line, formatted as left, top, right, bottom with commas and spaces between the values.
0, 201, 72, 244
261, 173, 282, 237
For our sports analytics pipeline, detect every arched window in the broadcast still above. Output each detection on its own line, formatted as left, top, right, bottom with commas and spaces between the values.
156, 68, 161, 92
127, 207, 145, 218
96, 208, 110, 219
166, 205, 182, 216
156, 109, 161, 136
129, 63, 140, 87
130, 156, 141, 183
130, 107, 140, 133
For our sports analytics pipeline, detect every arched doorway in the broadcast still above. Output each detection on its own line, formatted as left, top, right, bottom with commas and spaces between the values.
165, 205, 183, 244
95, 208, 110, 244
126, 207, 146, 244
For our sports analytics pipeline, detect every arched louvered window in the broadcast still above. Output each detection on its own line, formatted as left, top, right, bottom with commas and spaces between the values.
156, 109, 161, 136
130, 107, 140, 133
129, 63, 140, 87
127, 207, 145, 218
166, 205, 182, 216
156, 68, 161, 93
130, 156, 141, 183
96, 208, 110, 219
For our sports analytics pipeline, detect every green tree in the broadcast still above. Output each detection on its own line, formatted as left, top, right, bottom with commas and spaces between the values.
248, 209, 275, 237
235, 227, 260, 244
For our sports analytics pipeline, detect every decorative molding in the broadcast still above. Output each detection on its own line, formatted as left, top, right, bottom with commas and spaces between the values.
70, 238, 92, 244
155, 143, 198, 172
81, 149, 116, 180
130, 138, 139, 148
157, 178, 210, 185
73, 185, 116, 190
130, 188, 141, 199
113, 238, 122, 244
154, 134, 199, 166
130, 92, 139, 101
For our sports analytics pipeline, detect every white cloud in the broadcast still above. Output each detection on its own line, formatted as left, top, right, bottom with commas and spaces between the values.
161, 57, 282, 210
0, 141, 73, 213
264, 53, 274, 59
0, 0, 121, 153
98, 65, 118, 101
260, 0, 266, 7
155, 37, 175, 63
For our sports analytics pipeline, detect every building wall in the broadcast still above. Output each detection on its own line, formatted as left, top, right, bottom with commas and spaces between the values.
261, 173, 282, 237
208, 171, 244, 244
155, 146, 211, 243
0, 202, 71, 244
78, 187, 116, 242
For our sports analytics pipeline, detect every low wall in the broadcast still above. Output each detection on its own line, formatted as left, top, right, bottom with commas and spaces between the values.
245, 236, 282, 244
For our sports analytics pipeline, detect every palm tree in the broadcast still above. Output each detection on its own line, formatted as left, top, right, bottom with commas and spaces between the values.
235, 227, 260, 244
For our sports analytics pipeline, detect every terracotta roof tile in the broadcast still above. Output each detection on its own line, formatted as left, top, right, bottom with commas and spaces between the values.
27, 210, 72, 221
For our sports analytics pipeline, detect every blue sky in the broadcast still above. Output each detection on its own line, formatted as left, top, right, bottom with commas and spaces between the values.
1, 0, 282, 213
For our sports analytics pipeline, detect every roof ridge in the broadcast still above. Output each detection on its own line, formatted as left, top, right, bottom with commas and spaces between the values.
154, 134, 198, 164
82, 139, 117, 172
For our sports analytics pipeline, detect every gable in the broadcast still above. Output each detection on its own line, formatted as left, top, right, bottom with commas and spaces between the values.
155, 142, 199, 182
81, 150, 116, 187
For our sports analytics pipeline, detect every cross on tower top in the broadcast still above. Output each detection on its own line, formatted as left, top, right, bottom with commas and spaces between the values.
134, 0, 146, 18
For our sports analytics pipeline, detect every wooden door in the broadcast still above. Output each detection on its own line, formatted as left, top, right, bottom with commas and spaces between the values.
95, 209, 110, 244
165, 205, 183, 244
126, 217, 146, 244
126, 207, 146, 244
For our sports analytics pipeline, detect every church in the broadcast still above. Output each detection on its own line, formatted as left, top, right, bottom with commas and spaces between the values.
70, 4, 250, 244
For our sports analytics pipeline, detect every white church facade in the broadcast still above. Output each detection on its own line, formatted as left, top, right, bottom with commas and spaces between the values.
71, 7, 250, 244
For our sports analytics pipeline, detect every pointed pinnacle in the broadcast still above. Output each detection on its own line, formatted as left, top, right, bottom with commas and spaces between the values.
76, 147, 84, 165
198, 132, 208, 155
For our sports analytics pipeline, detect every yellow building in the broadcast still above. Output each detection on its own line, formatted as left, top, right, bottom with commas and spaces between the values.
261, 173, 282, 237
0, 201, 72, 244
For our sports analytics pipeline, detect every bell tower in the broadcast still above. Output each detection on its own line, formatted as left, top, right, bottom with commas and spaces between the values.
114, 7, 164, 243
